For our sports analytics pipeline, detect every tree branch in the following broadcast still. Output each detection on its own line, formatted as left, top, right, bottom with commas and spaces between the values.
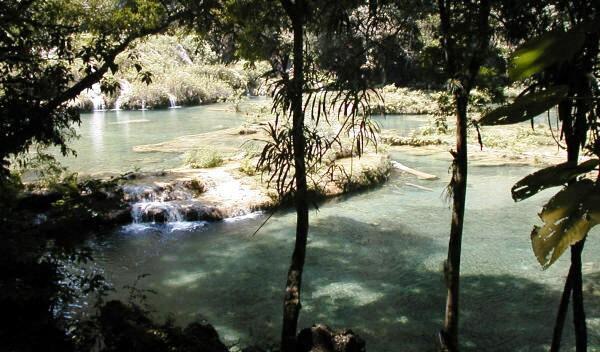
44, 13, 185, 113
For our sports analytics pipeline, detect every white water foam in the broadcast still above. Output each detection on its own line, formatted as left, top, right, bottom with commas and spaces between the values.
223, 211, 264, 223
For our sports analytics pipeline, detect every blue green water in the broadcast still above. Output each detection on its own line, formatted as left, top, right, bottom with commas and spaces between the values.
69, 107, 599, 351
58, 104, 244, 173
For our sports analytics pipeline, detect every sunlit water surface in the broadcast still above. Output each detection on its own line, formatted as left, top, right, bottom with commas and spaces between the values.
58, 103, 245, 173
69, 106, 599, 351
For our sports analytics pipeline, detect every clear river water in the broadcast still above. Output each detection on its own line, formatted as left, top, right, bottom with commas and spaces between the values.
65, 104, 600, 351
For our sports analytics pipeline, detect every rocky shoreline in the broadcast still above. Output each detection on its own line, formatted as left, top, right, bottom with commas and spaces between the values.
117, 151, 391, 225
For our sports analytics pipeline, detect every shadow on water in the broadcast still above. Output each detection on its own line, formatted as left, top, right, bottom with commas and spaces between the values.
100, 215, 600, 352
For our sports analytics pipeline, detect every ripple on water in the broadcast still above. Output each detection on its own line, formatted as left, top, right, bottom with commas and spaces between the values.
121, 221, 207, 235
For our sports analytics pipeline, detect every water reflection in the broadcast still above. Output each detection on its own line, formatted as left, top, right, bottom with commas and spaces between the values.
89, 111, 105, 155
56, 104, 246, 173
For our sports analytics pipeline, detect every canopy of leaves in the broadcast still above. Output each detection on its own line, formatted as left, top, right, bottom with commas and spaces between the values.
217, 1, 392, 197
508, 27, 586, 81
1, 0, 81, 172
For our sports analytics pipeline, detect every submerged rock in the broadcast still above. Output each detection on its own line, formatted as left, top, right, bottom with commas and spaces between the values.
297, 324, 366, 352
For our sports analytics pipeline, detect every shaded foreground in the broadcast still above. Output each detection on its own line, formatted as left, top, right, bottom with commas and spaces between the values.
92, 153, 600, 351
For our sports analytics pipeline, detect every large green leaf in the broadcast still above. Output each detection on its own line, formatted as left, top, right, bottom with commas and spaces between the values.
512, 159, 599, 201
531, 179, 600, 269
479, 86, 569, 126
509, 29, 585, 81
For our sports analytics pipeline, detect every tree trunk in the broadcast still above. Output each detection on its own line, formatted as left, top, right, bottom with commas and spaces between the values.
550, 243, 587, 352
440, 94, 469, 352
280, 4, 308, 352
571, 240, 587, 351
550, 267, 573, 352
435, 2, 490, 349
551, 93, 588, 351
568, 62, 593, 350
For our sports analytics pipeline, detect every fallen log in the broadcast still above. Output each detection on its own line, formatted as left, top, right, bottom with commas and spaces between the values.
391, 161, 439, 180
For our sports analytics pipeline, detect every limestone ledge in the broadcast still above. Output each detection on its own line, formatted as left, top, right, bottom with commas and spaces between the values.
121, 151, 391, 223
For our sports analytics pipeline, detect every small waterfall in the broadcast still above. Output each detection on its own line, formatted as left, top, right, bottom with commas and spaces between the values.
174, 44, 193, 65
119, 174, 263, 231
122, 185, 168, 202
123, 185, 185, 224
86, 83, 106, 111
122, 184, 217, 226
139, 100, 147, 111
167, 93, 181, 109
113, 80, 132, 111
131, 201, 184, 223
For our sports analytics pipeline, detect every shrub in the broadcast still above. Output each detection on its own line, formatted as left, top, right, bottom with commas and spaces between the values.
370, 85, 438, 115
239, 157, 258, 176
73, 34, 270, 111
185, 148, 224, 168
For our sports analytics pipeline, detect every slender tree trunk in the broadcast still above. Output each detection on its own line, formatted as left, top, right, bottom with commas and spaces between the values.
550, 267, 573, 352
550, 244, 588, 352
551, 92, 588, 351
571, 240, 587, 351
435, 2, 489, 349
280, 3, 307, 351
550, 99, 577, 352
569, 62, 595, 350
440, 94, 469, 352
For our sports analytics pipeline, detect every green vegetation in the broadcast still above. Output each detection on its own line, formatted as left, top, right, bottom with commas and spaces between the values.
239, 157, 259, 176
185, 148, 225, 168
334, 157, 392, 193
75, 34, 270, 110
370, 86, 439, 115
381, 132, 443, 147
476, 124, 556, 151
